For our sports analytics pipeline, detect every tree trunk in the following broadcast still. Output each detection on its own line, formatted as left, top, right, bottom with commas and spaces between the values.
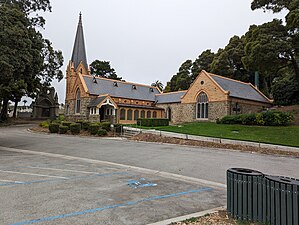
0, 98, 9, 122
13, 99, 19, 118
291, 55, 299, 87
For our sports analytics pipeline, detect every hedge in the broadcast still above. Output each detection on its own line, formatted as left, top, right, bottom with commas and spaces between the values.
49, 123, 60, 133
219, 110, 293, 126
89, 123, 100, 135
59, 125, 69, 134
62, 121, 72, 129
70, 123, 81, 135
137, 118, 169, 127
99, 122, 111, 132
97, 128, 107, 136
82, 121, 90, 131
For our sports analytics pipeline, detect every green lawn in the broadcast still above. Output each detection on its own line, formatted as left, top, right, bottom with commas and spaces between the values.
132, 122, 299, 147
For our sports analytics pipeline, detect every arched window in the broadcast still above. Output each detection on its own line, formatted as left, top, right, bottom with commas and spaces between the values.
197, 92, 209, 119
120, 109, 126, 120
134, 110, 139, 120
153, 111, 157, 118
147, 111, 151, 118
127, 109, 133, 120
75, 89, 81, 114
141, 110, 145, 118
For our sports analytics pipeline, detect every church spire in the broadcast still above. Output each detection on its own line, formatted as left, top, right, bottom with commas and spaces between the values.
71, 12, 88, 71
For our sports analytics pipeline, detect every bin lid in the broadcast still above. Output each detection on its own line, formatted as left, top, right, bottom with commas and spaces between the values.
227, 168, 263, 176
265, 175, 299, 186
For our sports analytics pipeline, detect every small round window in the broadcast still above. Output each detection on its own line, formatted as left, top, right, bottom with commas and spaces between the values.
201, 81, 204, 85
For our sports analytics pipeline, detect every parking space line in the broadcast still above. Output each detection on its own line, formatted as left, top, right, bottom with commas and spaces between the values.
0, 179, 24, 184
10, 187, 213, 225
0, 170, 68, 179
0, 146, 226, 189
27, 166, 100, 174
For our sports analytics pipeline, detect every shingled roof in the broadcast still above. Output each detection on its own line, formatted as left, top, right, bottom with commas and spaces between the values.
82, 75, 160, 101
209, 73, 270, 103
156, 91, 187, 104
71, 13, 88, 70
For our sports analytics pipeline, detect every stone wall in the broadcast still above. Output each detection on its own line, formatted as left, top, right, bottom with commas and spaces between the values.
158, 103, 196, 124
229, 98, 272, 116
209, 101, 230, 121
65, 97, 91, 121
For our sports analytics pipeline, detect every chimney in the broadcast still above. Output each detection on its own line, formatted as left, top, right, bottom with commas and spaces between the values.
254, 71, 259, 89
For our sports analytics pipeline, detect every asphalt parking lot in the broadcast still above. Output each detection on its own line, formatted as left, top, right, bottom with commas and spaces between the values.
0, 149, 226, 225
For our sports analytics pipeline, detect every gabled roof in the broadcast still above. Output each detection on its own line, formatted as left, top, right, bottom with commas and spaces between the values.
88, 96, 107, 107
156, 91, 187, 104
71, 13, 88, 70
82, 75, 161, 101
208, 72, 271, 103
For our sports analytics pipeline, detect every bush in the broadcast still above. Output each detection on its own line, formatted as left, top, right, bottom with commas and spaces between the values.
219, 111, 294, 126
39, 121, 50, 128
97, 128, 107, 136
82, 121, 90, 131
59, 125, 68, 134
89, 123, 100, 135
70, 123, 81, 135
49, 123, 60, 133
99, 122, 111, 131
137, 118, 169, 127
58, 115, 65, 121
62, 121, 72, 129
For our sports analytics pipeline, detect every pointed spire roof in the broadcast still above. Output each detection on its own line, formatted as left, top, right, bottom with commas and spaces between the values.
71, 12, 88, 70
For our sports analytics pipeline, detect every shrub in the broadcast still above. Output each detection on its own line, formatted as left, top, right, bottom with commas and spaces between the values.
62, 121, 72, 129
99, 122, 111, 131
58, 115, 65, 121
89, 123, 100, 135
70, 123, 81, 135
97, 128, 107, 136
219, 111, 294, 126
82, 121, 90, 131
39, 121, 50, 128
49, 123, 60, 133
59, 125, 68, 134
76, 120, 84, 129
137, 118, 169, 127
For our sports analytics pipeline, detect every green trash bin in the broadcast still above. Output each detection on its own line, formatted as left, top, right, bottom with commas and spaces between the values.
227, 168, 264, 222
265, 176, 299, 225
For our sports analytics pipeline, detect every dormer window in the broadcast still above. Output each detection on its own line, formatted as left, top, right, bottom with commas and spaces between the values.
132, 85, 137, 90
113, 82, 118, 87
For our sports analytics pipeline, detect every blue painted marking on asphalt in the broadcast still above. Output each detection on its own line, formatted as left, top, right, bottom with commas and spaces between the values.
10, 187, 213, 225
0, 172, 129, 187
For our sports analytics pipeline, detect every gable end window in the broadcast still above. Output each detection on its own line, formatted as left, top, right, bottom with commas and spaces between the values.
196, 92, 208, 119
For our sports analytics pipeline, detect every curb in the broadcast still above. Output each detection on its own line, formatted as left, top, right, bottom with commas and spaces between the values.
147, 206, 226, 225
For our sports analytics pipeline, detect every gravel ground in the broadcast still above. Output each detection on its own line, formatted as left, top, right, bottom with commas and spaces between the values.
130, 133, 299, 158
171, 210, 261, 225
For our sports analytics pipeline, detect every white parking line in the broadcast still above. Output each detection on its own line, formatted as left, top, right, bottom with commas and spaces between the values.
0, 146, 226, 189
0, 170, 68, 179
27, 166, 99, 174
0, 179, 24, 184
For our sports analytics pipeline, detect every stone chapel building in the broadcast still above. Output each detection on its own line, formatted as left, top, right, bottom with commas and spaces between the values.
65, 14, 272, 124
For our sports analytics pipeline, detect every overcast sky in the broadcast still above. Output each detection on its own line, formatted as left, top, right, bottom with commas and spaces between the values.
37, 0, 285, 104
